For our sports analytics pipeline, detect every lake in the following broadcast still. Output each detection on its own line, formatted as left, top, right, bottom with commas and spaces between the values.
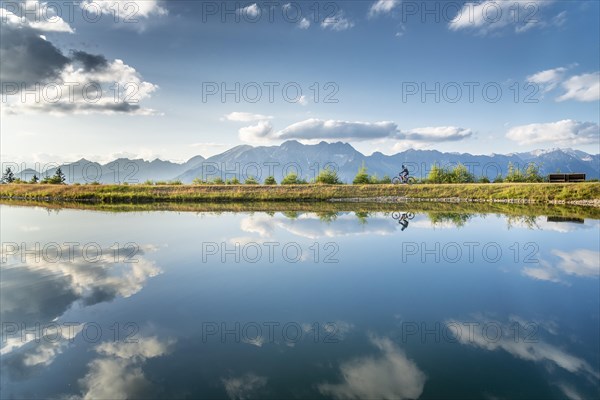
1, 203, 599, 399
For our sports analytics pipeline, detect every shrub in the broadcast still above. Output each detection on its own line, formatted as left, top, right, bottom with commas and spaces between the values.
315, 167, 342, 184
264, 176, 277, 185
226, 177, 240, 185
245, 176, 259, 185
211, 177, 225, 184
478, 176, 490, 183
353, 164, 371, 184
379, 175, 392, 184
281, 173, 306, 184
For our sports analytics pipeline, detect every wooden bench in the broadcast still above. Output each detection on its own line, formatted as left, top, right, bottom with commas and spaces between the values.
548, 173, 586, 182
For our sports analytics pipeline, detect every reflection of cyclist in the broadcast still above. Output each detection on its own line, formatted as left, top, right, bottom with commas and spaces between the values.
399, 219, 409, 231
400, 164, 409, 182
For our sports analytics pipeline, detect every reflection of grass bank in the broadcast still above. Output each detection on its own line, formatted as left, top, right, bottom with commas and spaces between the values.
2, 198, 599, 220
1, 182, 599, 204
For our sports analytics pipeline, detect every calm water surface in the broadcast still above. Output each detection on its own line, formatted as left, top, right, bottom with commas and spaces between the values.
1, 204, 599, 399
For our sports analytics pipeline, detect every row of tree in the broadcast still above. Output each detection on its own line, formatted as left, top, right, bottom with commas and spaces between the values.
1, 167, 66, 184
0, 162, 551, 185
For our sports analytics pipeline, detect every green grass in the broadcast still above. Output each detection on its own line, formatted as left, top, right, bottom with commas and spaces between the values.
1, 182, 599, 204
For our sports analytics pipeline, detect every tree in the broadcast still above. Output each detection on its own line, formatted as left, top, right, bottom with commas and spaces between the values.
2, 167, 15, 183
524, 162, 543, 182
379, 175, 392, 184
226, 177, 240, 185
264, 176, 277, 185
505, 162, 525, 182
427, 164, 444, 183
30, 174, 39, 184
54, 167, 66, 184
244, 176, 259, 185
450, 163, 475, 183
211, 177, 224, 184
315, 167, 342, 184
281, 172, 306, 185
353, 163, 370, 184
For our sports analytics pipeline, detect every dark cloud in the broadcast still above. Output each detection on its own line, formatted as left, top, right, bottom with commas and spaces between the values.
70, 50, 109, 72
0, 23, 69, 90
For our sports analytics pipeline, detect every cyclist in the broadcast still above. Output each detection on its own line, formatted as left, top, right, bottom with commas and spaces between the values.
399, 164, 409, 183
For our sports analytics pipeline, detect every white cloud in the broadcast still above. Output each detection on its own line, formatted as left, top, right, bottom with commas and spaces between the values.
448, 0, 552, 35
80, 0, 167, 19
237, 3, 260, 18
298, 17, 310, 29
1, 1, 74, 32
237, 118, 473, 146
3, 59, 159, 115
527, 67, 568, 93
321, 11, 354, 31
278, 119, 397, 140
318, 335, 426, 399
222, 373, 268, 400
556, 72, 600, 102
239, 120, 274, 143
506, 120, 599, 146
369, 0, 401, 17
224, 112, 273, 122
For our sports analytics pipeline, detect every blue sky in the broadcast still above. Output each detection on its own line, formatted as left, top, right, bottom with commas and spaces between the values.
1, 0, 599, 163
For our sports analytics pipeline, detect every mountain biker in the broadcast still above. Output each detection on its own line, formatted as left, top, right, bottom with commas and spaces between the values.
400, 164, 409, 182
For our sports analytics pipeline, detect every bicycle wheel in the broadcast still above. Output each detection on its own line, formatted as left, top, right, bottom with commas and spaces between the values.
407, 177, 416, 184
391, 177, 401, 185
391, 211, 402, 219
406, 212, 415, 220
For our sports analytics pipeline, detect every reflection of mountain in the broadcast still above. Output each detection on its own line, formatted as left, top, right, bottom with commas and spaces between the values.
241, 213, 398, 239
0, 244, 161, 374
318, 335, 426, 400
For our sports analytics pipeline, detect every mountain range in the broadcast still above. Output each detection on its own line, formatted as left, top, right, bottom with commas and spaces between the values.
9, 141, 600, 184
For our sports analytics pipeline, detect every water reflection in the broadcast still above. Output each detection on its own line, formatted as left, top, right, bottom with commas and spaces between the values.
0, 204, 598, 398
318, 335, 426, 400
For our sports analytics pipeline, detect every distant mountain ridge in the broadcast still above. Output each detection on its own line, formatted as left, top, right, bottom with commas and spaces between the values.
10, 141, 600, 183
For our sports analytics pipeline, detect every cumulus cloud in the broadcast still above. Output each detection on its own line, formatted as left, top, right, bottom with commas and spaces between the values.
79, 0, 167, 18
0, 1, 74, 32
448, 0, 554, 35
369, 0, 401, 17
556, 72, 600, 102
318, 335, 426, 399
222, 373, 268, 400
237, 3, 260, 18
1, 1, 160, 114
238, 118, 472, 147
552, 249, 600, 278
321, 11, 354, 31
239, 120, 274, 143
506, 120, 599, 146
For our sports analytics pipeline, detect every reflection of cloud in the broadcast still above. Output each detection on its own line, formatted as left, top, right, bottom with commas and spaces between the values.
522, 249, 599, 284
222, 373, 268, 400
1, 245, 161, 357
318, 335, 426, 399
552, 249, 600, 278
446, 317, 599, 380
241, 213, 396, 239
77, 337, 174, 400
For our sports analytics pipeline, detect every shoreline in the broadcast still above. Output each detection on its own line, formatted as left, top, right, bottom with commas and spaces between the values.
1, 182, 599, 206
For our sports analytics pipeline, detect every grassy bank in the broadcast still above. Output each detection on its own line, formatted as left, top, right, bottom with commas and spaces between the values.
1, 182, 599, 204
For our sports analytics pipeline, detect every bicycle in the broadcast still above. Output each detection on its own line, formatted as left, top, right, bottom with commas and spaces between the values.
391, 211, 415, 221
392, 174, 416, 184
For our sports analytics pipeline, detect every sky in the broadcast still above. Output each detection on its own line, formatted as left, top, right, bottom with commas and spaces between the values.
1, 0, 599, 164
